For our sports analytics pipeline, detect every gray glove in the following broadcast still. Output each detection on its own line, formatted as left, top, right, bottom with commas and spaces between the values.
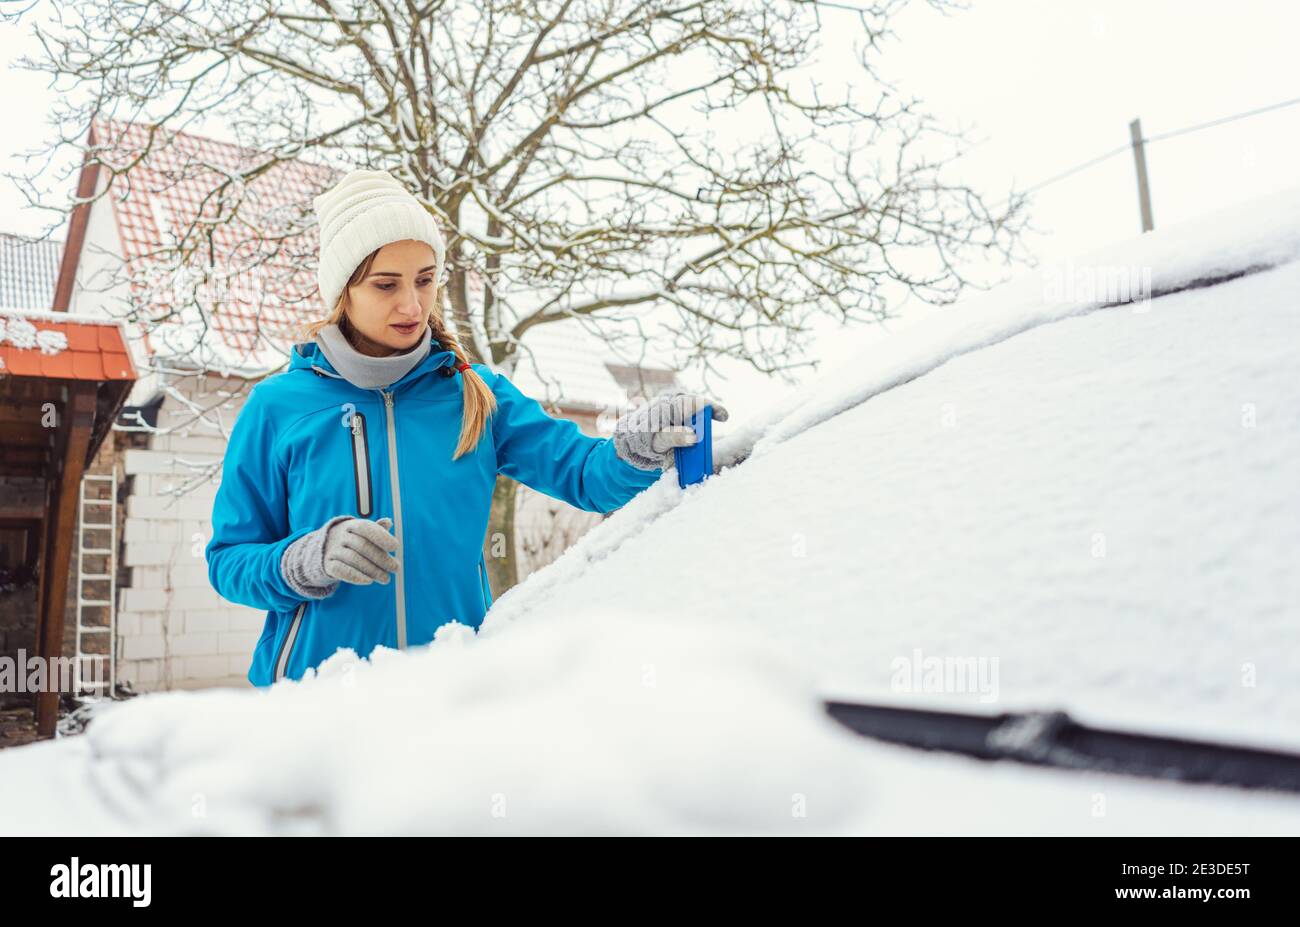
612, 390, 729, 471
280, 515, 400, 599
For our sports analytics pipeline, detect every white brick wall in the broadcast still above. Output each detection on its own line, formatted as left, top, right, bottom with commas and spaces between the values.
121, 517, 153, 543
117, 588, 169, 612
116, 611, 141, 637
118, 659, 161, 687
183, 609, 228, 633
124, 540, 188, 567
121, 634, 165, 661
112, 376, 265, 693
123, 447, 190, 474
170, 675, 250, 692
179, 655, 232, 679
126, 489, 214, 520
138, 615, 164, 637
168, 632, 218, 656
147, 433, 230, 455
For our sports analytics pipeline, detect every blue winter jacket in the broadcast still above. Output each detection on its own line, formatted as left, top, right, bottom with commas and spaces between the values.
205, 339, 664, 687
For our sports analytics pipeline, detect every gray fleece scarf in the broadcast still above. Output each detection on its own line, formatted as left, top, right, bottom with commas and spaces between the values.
314, 321, 432, 389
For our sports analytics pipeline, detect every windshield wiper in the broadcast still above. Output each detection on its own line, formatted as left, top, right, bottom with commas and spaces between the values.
825, 700, 1300, 795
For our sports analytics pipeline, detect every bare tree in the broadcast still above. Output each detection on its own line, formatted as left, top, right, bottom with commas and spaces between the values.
12, 0, 1028, 371
7, 0, 1031, 590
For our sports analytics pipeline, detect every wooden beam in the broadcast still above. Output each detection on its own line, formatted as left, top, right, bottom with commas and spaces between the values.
0, 462, 53, 479
51, 120, 104, 313
33, 384, 96, 737
0, 422, 56, 447
0, 380, 68, 406
0, 446, 53, 466
0, 403, 52, 425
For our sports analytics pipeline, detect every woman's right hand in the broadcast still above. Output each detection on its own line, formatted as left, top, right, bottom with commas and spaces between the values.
281, 515, 400, 599
321, 516, 400, 585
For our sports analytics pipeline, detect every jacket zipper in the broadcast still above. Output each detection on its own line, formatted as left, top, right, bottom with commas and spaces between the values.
274, 601, 307, 683
380, 388, 407, 650
350, 411, 372, 517
311, 363, 407, 651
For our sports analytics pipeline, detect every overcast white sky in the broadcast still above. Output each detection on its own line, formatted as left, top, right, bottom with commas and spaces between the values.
2, 0, 1296, 411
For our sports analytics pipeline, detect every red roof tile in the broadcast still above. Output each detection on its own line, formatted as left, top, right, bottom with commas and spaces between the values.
63, 324, 100, 351
71, 351, 105, 380
1, 345, 41, 376
0, 312, 138, 383
39, 351, 74, 379
92, 117, 344, 369
102, 353, 133, 379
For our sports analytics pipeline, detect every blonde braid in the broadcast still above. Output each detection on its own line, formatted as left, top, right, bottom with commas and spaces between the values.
429, 312, 498, 460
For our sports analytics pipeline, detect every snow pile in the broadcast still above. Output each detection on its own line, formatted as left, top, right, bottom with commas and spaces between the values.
1, 609, 874, 835
0, 311, 71, 355
7, 598, 1300, 834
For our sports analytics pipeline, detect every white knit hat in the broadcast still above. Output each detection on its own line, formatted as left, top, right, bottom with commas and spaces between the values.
313, 168, 447, 313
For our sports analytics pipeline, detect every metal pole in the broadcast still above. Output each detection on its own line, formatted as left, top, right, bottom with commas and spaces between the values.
1129, 118, 1155, 232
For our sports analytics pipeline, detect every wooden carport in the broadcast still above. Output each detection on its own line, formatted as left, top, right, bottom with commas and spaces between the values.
0, 309, 136, 736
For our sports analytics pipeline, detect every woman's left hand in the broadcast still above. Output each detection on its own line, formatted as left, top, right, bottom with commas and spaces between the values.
612, 390, 729, 471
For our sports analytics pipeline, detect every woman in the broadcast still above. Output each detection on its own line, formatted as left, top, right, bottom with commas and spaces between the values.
205, 169, 728, 686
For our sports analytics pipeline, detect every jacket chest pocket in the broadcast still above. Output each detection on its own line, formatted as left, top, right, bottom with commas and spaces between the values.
349, 411, 373, 517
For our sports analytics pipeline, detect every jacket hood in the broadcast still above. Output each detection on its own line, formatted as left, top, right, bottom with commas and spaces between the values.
289, 333, 462, 391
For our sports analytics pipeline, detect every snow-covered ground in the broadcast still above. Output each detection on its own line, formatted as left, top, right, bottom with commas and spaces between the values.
3, 185, 1298, 835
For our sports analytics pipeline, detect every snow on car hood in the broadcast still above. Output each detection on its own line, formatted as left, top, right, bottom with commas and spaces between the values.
2, 185, 1299, 835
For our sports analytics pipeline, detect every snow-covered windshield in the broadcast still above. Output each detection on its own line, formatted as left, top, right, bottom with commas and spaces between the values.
484, 183, 1300, 752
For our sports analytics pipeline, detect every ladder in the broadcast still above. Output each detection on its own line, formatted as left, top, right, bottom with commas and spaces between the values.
75, 469, 117, 699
